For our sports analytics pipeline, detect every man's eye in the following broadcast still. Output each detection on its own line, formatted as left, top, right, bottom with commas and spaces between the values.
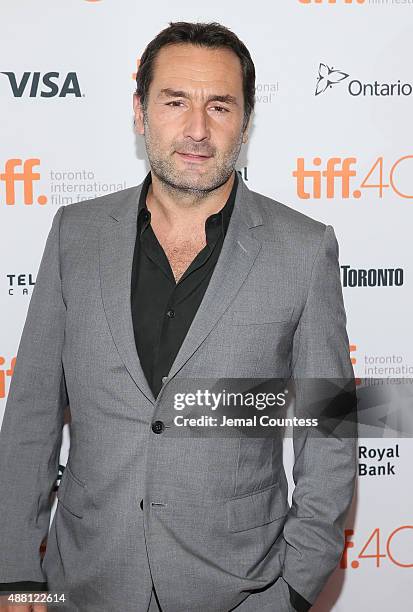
211, 106, 229, 113
165, 101, 229, 113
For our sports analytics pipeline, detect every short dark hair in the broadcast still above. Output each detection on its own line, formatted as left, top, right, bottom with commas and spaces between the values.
135, 21, 255, 131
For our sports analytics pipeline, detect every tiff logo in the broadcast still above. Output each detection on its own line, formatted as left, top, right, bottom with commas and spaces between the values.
0, 356, 15, 399
299, 0, 365, 4
349, 344, 361, 386
0, 159, 47, 205
293, 157, 357, 199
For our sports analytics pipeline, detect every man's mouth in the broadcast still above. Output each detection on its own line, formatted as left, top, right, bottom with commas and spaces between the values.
176, 151, 212, 162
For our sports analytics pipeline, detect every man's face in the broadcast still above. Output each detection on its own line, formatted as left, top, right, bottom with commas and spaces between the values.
133, 43, 250, 195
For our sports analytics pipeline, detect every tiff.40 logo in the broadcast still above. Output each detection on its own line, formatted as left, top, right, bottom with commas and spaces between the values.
292, 156, 413, 199
341, 527, 413, 569
0, 159, 47, 205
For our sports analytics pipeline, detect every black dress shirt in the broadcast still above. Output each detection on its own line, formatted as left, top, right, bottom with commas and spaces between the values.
130, 170, 238, 399
0, 170, 311, 612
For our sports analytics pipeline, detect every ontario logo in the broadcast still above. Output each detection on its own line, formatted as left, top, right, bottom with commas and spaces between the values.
315, 62, 413, 97
1, 71, 82, 98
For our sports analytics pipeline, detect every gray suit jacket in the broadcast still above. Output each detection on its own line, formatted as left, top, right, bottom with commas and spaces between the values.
0, 175, 357, 611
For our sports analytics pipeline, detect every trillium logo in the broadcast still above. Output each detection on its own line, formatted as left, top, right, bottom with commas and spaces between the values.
315, 63, 349, 96
315, 63, 413, 97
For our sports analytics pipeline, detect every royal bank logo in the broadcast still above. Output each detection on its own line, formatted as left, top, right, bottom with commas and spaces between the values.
1, 71, 83, 98
315, 62, 413, 97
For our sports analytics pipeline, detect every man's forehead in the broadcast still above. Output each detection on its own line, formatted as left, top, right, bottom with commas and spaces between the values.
153, 44, 242, 81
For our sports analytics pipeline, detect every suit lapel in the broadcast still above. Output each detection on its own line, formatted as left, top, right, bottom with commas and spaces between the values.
99, 184, 156, 404
167, 177, 262, 380
99, 174, 263, 403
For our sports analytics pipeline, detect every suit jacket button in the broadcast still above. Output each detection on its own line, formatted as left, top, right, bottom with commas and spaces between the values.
151, 420, 165, 434
140, 499, 143, 510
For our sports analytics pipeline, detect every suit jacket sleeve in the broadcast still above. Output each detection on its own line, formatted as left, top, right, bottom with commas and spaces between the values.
0, 205, 67, 587
281, 224, 357, 606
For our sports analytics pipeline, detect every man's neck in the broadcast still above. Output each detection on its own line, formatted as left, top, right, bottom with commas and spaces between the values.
146, 171, 235, 231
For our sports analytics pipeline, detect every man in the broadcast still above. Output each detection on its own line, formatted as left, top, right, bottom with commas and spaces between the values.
0, 21, 356, 612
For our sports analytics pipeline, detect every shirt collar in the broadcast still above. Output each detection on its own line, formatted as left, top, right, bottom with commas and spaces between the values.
137, 170, 239, 237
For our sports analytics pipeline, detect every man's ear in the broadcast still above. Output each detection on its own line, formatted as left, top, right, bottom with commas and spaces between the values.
242, 113, 253, 144
133, 93, 145, 135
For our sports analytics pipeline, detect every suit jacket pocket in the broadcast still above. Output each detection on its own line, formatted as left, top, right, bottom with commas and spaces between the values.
231, 306, 294, 325
226, 482, 289, 532
57, 464, 86, 519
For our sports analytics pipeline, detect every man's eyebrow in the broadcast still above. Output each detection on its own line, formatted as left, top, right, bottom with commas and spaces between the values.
157, 88, 238, 105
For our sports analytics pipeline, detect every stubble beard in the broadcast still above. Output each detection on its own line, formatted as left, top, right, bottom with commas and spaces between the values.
142, 112, 244, 200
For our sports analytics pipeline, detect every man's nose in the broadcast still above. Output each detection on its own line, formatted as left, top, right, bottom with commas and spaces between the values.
183, 107, 210, 142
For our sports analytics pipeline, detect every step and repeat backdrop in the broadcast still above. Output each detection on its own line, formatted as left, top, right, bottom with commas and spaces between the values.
1, 1, 412, 610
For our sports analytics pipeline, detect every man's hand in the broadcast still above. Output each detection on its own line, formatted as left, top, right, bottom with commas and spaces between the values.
0, 596, 48, 611
0, 604, 47, 611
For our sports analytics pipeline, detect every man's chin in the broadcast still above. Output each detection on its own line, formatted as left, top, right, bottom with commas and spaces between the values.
160, 172, 221, 194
